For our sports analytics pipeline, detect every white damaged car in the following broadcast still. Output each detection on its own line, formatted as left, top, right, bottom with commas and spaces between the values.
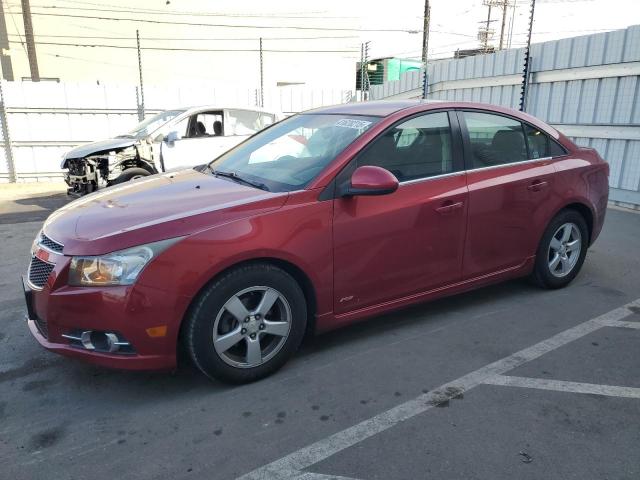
61, 106, 281, 196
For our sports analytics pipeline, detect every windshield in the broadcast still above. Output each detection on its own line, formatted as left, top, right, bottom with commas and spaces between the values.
207, 114, 379, 192
124, 109, 185, 138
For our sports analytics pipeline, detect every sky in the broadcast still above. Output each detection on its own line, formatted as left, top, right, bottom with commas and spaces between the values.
1, 0, 639, 89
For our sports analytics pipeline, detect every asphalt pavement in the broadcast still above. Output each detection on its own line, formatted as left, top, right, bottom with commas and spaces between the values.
0, 189, 639, 480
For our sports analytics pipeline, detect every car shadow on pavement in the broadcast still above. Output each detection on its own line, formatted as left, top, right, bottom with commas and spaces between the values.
299, 278, 533, 356
0, 193, 71, 224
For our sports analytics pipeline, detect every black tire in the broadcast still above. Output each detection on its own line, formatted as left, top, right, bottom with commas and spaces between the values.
531, 209, 589, 289
183, 263, 307, 384
110, 167, 151, 185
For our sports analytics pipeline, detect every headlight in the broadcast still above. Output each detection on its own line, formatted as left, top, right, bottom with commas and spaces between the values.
68, 238, 180, 286
31, 229, 42, 256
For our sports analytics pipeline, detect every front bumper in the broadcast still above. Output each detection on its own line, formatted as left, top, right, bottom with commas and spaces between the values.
23, 274, 191, 372
26, 318, 175, 370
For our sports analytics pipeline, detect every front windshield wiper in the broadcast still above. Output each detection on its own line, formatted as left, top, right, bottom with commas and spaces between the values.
115, 134, 136, 139
209, 167, 270, 192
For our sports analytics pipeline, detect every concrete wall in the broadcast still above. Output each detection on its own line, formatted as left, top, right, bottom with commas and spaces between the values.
370, 25, 640, 207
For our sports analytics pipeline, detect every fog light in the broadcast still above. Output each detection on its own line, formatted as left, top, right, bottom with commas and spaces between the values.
80, 331, 120, 352
62, 330, 135, 354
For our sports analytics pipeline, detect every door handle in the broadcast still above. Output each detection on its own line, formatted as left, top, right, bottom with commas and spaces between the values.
527, 180, 548, 192
435, 200, 463, 214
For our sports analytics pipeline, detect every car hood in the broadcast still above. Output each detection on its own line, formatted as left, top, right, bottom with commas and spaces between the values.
43, 168, 288, 255
62, 137, 140, 164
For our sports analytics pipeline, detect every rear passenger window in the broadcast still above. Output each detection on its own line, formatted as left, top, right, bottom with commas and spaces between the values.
357, 112, 453, 182
227, 109, 262, 136
524, 125, 567, 159
463, 111, 527, 168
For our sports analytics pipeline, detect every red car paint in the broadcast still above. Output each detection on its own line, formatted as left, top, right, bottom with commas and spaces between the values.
26, 101, 609, 371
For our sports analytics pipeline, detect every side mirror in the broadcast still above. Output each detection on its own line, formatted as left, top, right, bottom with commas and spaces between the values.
342, 166, 399, 197
164, 130, 180, 145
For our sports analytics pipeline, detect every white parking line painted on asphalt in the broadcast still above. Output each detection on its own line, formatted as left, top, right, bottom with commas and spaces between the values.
485, 375, 640, 399
293, 473, 364, 480
236, 298, 640, 480
601, 319, 640, 329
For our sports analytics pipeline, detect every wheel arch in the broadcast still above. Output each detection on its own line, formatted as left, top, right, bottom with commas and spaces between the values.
556, 201, 594, 245
178, 257, 318, 347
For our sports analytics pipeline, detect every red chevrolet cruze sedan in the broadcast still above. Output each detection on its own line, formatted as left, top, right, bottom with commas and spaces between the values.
24, 101, 609, 383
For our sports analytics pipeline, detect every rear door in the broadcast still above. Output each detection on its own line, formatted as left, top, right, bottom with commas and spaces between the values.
223, 109, 273, 147
332, 110, 468, 314
458, 110, 557, 279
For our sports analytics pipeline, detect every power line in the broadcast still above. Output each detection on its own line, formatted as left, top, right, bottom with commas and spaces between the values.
22, 11, 424, 33
380, 38, 478, 59
5, 33, 359, 41
12, 3, 360, 20
7, 40, 360, 53
27, 0, 334, 18
8, 4, 477, 38
431, 30, 476, 38
27, 0, 443, 21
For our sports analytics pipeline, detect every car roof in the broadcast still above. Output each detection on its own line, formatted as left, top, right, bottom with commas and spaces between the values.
181, 105, 280, 115
304, 100, 445, 117
303, 100, 560, 135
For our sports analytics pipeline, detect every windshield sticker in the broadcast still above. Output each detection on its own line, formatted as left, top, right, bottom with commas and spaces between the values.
335, 119, 372, 130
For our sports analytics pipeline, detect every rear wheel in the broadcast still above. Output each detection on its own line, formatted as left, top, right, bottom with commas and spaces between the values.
110, 167, 151, 185
183, 263, 307, 384
531, 209, 589, 289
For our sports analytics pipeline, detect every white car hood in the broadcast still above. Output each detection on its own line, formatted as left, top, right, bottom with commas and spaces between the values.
61, 137, 140, 167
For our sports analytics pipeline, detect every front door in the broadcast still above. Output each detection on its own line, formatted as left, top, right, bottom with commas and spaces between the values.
161, 110, 240, 170
458, 110, 557, 278
332, 111, 468, 314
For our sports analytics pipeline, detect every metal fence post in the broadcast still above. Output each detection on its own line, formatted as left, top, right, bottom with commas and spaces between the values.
259, 37, 264, 108
363, 41, 370, 101
136, 29, 145, 121
359, 43, 364, 102
135, 86, 143, 121
519, 0, 535, 111
0, 80, 16, 183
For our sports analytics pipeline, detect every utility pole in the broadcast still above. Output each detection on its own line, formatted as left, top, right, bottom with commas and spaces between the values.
136, 29, 144, 120
498, 0, 509, 50
507, 1, 517, 49
0, 1, 14, 80
259, 37, 264, 108
479, 0, 498, 52
421, 0, 430, 99
519, 0, 536, 111
484, 2, 492, 51
21, 0, 39, 81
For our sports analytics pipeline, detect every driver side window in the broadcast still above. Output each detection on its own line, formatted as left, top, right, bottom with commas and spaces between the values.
184, 111, 223, 138
356, 112, 453, 182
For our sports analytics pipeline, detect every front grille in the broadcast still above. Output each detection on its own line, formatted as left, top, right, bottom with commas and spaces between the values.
66, 158, 88, 177
40, 233, 63, 253
34, 317, 48, 339
28, 257, 55, 289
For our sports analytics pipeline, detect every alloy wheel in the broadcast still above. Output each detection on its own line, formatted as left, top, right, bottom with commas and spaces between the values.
547, 222, 582, 278
212, 286, 292, 368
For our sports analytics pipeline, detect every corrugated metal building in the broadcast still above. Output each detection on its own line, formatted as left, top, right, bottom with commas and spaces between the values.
370, 25, 640, 208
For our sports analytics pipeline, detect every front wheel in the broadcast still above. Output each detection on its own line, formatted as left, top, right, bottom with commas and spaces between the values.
183, 263, 307, 384
531, 209, 589, 289
110, 167, 151, 185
